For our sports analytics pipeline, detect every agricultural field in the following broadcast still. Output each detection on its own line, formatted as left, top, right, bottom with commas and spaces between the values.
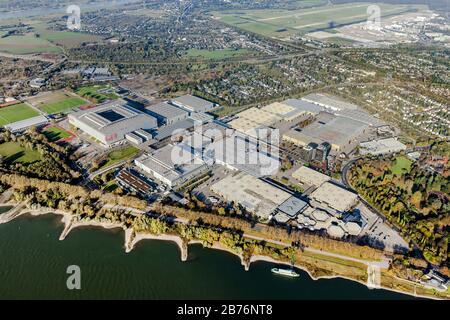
0, 20, 102, 54
75, 85, 120, 104
211, 3, 421, 38
0, 33, 61, 54
27, 91, 89, 115
0, 103, 40, 126
0, 141, 42, 164
42, 126, 73, 142
185, 48, 252, 60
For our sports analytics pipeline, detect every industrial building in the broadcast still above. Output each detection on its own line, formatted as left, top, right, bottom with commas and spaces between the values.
189, 112, 214, 124
210, 172, 292, 220
135, 144, 209, 188
261, 100, 322, 122
68, 100, 157, 147
154, 119, 196, 141
145, 102, 189, 126
310, 182, 359, 213
302, 93, 384, 127
283, 113, 369, 154
359, 138, 407, 156
229, 108, 280, 136
171, 95, 216, 113
292, 166, 331, 188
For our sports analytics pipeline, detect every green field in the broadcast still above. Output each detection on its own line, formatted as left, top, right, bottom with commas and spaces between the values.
102, 146, 140, 169
391, 156, 412, 175
0, 34, 61, 54
0, 20, 102, 54
40, 97, 87, 114
42, 126, 72, 142
0, 103, 40, 126
0, 141, 42, 164
211, 3, 422, 38
75, 85, 119, 104
185, 48, 252, 60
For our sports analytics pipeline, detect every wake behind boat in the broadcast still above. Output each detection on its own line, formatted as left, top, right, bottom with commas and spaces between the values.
271, 267, 300, 278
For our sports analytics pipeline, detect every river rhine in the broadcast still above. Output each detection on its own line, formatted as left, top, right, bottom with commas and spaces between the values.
0, 213, 413, 299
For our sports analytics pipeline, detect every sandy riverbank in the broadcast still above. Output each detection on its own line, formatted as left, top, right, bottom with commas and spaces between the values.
1, 205, 445, 300
125, 231, 187, 261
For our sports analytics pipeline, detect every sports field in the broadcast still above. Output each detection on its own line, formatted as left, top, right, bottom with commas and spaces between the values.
27, 91, 89, 115
211, 3, 421, 37
0, 103, 40, 126
75, 85, 119, 104
42, 126, 73, 142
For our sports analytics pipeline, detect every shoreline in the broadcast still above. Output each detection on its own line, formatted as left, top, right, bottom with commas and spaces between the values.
1, 205, 445, 300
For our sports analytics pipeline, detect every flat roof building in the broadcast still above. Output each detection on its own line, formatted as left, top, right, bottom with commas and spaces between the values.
283, 113, 369, 153
310, 182, 359, 213
274, 196, 309, 222
281, 99, 324, 115
125, 132, 144, 145
4, 115, 48, 133
68, 100, 157, 147
292, 166, 331, 188
135, 144, 208, 188
116, 170, 154, 195
210, 172, 291, 220
171, 95, 216, 113
360, 138, 407, 156
154, 119, 195, 141
145, 102, 189, 126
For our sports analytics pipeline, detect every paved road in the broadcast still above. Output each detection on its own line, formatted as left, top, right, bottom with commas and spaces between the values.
243, 233, 389, 268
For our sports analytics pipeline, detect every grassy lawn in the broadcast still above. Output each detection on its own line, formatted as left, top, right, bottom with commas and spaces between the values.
391, 156, 412, 175
101, 146, 140, 169
40, 97, 87, 114
0, 141, 42, 164
103, 181, 119, 192
75, 85, 120, 104
0, 103, 40, 126
185, 48, 252, 60
42, 126, 72, 142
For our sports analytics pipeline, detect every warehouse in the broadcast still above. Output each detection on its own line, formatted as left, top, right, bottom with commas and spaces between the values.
171, 95, 216, 113
292, 166, 331, 188
283, 113, 369, 153
68, 101, 157, 147
310, 182, 359, 213
210, 172, 291, 220
135, 144, 209, 188
262, 101, 312, 122
145, 102, 188, 126
228, 107, 281, 138
280, 99, 324, 116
